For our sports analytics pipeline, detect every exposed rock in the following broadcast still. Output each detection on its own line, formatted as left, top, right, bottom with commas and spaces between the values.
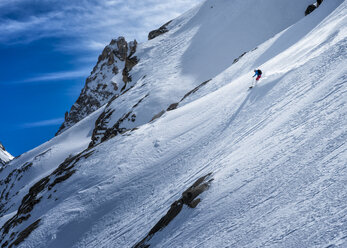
181, 79, 211, 102
0, 162, 33, 216
134, 173, 213, 248
107, 53, 115, 66
0, 150, 94, 247
89, 94, 149, 148
111, 82, 118, 91
129, 40, 138, 57
167, 103, 179, 111
8, 219, 40, 248
112, 66, 119, 75
88, 109, 115, 148
150, 110, 166, 122
56, 36, 138, 135
113, 37, 128, 61
233, 52, 247, 64
317, 0, 323, 6
305, 4, 316, 16
88, 78, 211, 149
148, 21, 172, 40
122, 56, 139, 86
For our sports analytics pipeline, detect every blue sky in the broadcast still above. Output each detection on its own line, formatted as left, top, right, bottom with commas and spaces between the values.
0, 0, 202, 156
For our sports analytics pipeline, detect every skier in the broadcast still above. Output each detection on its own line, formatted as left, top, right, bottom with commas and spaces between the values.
253, 69, 262, 82
249, 69, 262, 88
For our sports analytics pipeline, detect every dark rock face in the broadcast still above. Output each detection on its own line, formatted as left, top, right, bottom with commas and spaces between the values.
88, 94, 148, 148
56, 37, 138, 135
0, 162, 33, 217
8, 219, 41, 248
122, 56, 139, 86
317, 0, 323, 6
134, 173, 213, 248
148, 21, 172, 40
305, 4, 317, 16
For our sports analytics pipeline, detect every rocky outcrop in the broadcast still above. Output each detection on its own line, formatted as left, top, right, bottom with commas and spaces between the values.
89, 93, 148, 148
0, 150, 94, 248
88, 78, 211, 149
305, 1, 323, 16
134, 173, 213, 248
0, 162, 33, 216
305, 4, 316, 16
151, 79, 211, 121
148, 21, 172, 40
122, 54, 139, 87
233, 52, 247, 64
56, 37, 138, 135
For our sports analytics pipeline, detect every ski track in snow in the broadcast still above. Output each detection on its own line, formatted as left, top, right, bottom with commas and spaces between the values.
1, 0, 346, 248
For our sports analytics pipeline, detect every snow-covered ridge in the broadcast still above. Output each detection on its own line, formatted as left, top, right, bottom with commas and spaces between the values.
1, 0, 346, 247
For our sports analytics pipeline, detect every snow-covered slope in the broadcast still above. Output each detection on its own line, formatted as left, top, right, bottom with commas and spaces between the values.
0, 106, 102, 230
0, 143, 13, 166
60, 0, 314, 146
1, 0, 346, 247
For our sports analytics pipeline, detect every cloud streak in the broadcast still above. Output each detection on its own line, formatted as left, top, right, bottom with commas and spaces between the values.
22, 69, 90, 83
0, 0, 203, 50
19, 118, 64, 129
7, 68, 91, 84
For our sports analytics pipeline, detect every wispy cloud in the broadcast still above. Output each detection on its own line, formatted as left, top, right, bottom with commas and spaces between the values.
19, 118, 64, 129
0, 0, 203, 50
12, 68, 90, 84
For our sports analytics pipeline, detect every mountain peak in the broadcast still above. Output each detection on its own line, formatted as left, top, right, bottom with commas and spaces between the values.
56, 36, 138, 135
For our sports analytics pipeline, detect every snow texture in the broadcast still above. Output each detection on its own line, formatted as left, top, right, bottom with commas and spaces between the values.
0, 144, 13, 165
0, 0, 346, 247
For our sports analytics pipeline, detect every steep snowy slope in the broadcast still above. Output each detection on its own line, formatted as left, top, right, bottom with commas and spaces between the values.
0, 107, 103, 230
1, 0, 346, 247
0, 143, 13, 166
59, 0, 314, 146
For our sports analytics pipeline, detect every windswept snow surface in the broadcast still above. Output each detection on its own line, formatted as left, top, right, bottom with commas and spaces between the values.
1, 0, 347, 247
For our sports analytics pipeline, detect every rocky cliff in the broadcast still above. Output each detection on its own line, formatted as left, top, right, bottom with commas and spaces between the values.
56, 37, 138, 135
